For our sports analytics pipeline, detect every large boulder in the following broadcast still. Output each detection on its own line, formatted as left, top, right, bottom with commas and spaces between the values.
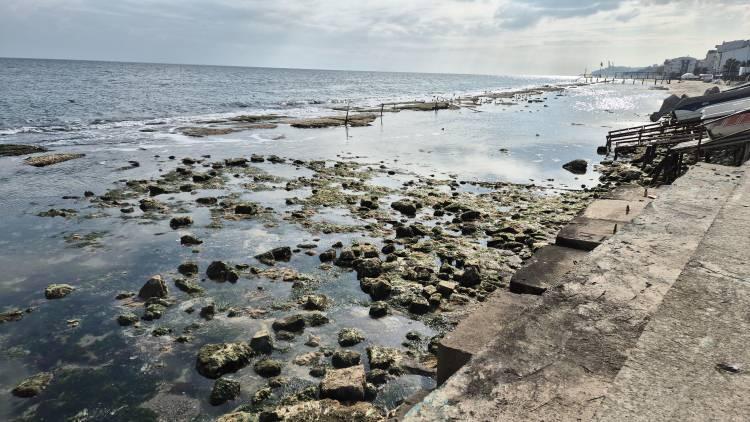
196, 342, 253, 379
562, 159, 588, 174
138, 275, 168, 299
319, 365, 366, 402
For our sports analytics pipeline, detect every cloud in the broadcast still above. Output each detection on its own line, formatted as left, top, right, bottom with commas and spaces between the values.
494, 0, 626, 29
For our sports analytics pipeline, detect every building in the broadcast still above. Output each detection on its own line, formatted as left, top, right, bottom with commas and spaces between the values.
698, 50, 719, 74
663, 56, 698, 77
716, 40, 750, 75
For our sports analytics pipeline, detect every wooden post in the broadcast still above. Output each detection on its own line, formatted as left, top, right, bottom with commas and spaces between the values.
344, 101, 350, 127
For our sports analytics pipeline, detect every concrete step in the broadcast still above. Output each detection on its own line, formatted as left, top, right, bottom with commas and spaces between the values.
593, 165, 750, 421
404, 163, 745, 421
509, 245, 587, 295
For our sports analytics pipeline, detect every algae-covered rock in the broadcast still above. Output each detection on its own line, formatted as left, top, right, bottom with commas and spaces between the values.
25, 153, 85, 167
272, 314, 306, 332
44, 284, 74, 299
332, 350, 361, 369
117, 312, 139, 326
206, 261, 239, 282
366, 346, 402, 371
319, 365, 366, 402
12, 372, 54, 398
138, 275, 168, 299
254, 359, 282, 378
196, 342, 253, 379
210, 378, 241, 406
338, 328, 365, 347
174, 278, 204, 294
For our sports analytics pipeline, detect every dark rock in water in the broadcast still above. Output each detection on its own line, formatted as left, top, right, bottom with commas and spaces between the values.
458, 265, 481, 287
369, 301, 388, 318
367, 346, 401, 371
138, 275, 168, 299
305, 312, 330, 327
395, 225, 414, 238
148, 185, 170, 196
120, 207, 134, 213
597, 146, 608, 155
562, 159, 588, 174
210, 378, 241, 406
334, 249, 356, 267
196, 197, 218, 205
255, 246, 292, 265
178, 262, 199, 276
0, 144, 48, 157
461, 210, 481, 221
366, 369, 390, 385
143, 303, 166, 321
320, 365, 366, 402
301, 294, 329, 311
117, 312, 139, 326
332, 350, 361, 368
169, 216, 193, 229
44, 284, 74, 299
0, 309, 26, 324
11, 372, 53, 398
235, 203, 259, 215
354, 258, 382, 279
391, 200, 417, 216
360, 198, 379, 210
206, 261, 239, 282
254, 359, 282, 378
200, 303, 216, 320
272, 314, 306, 332
409, 296, 430, 314
180, 234, 203, 246
319, 249, 336, 262
196, 342, 253, 379
381, 244, 396, 254
225, 157, 248, 167
338, 328, 365, 347
152, 326, 172, 337
251, 329, 274, 354
139, 198, 166, 212
369, 279, 392, 300
174, 278, 204, 294
250, 154, 265, 163
37, 208, 77, 218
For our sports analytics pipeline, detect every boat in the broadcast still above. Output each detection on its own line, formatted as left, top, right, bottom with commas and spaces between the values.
650, 85, 750, 121
704, 107, 750, 139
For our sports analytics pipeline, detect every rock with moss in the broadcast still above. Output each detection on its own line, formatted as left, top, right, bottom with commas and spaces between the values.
366, 346, 402, 371
338, 328, 365, 347
332, 350, 361, 369
206, 261, 239, 282
210, 378, 241, 406
319, 365, 366, 402
254, 359, 282, 378
196, 342, 253, 379
272, 314, 306, 332
44, 284, 74, 299
177, 262, 199, 276
174, 278, 204, 294
215, 411, 253, 422
117, 312, 139, 326
12, 372, 54, 398
138, 275, 168, 299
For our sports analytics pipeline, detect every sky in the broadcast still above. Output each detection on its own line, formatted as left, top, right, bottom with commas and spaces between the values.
0, 0, 748, 76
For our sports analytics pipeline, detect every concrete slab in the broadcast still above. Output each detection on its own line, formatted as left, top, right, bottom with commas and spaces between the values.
602, 184, 654, 201
581, 199, 649, 222
509, 245, 588, 295
405, 163, 745, 422
436, 292, 540, 384
555, 216, 619, 250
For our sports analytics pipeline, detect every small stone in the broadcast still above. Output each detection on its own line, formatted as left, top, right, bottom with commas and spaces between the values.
250, 329, 274, 354
319, 249, 337, 262
180, 235, 203, 246
12, 372, 53, 398
200, 303, 216, 320
301, 294, 329, 311
391, 200, 417, 216
117, 312, 139, 326
272, 314, 306, 332
436, 280, 456, 296
366, 369, 389, 385
369, 279, 392, 300
458, 265, 481, 287
169, 216, 193, 229
178, 262, 199, 276
332, 350, 361, 368
367, 346, 402, 371
562, 159, 587, 174
210, 378, 241, 406
293, 352, 324, 366
255, 246, 292, 265
138, 275, 168, 299
409, 296, 430, 314
254, 359, 282, 378
152, 327, 172, 337
338, 328, 365, 347
235, 203, 259, 215
306, 312, 330, 327
305, 335, 321, 347
44, 284, 74, 299
174, 278, 204, 294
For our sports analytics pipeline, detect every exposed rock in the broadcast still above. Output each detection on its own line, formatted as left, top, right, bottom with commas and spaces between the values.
301, 294, 329, 311
180, 234, 203, 246
354, 258, 382, 279
332, 350, 361, 368
179, 127, 237, 137
138, 275, 168, 299
334, 249, 356, 267
251, 329, 274, 354
255, 246, 292, 265
210, 378, 241, 406
369, 279, 392, 300
458, 265, 481, 287
206, 261, 239, 282
261, 399, 381, 421
196, 342, 253, 379
196, 197, 218, 205
369, 301, 388, 318
44, 284, 74, 299
436, 280, 457, 296
174, 278, 204, 294
11, 372, 54, 398
0, 144, 48, 157
139, 198, 166, 212
0, 309, 26, 324
320, 365, 366, 402
562, 159, 588, 174
178, 262, 199, 276
293, 352, 324, 366
319, 249, 337, 262
290, 113, 377, 129
409, 296, 430, 314
148, 185, 171, 196
25, 153, 85, 167
152, 327, 172, 337
366, 369, 390, 385
215, 412, 253, 422
169, 216, 193, 229
117, 312, 139, 326
272, 314, 306, 332
366, 346, 402, 371
200, 303, 216, 320
235, 203, 259, 215
143, 303, 166, 321
306, 312, 330, 327
254, 359, 282, 377
391, 200, 417, 216
338, 328, 365, 347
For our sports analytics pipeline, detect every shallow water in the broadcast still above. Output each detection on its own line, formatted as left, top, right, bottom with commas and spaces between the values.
0, 62, 668, 420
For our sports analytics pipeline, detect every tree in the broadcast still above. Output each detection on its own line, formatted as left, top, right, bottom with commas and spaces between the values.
723, 58, 740, 75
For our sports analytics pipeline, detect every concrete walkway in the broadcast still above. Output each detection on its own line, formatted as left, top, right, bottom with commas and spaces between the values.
404, 163, 748, 421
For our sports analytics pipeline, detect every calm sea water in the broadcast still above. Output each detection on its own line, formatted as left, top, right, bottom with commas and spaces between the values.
0, 57, 573, 134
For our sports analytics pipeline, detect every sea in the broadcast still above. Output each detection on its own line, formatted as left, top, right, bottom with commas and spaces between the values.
0, 57, 668, 421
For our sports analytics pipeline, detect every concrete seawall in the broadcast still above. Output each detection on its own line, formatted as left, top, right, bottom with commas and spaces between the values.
404, 162, 750, 421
